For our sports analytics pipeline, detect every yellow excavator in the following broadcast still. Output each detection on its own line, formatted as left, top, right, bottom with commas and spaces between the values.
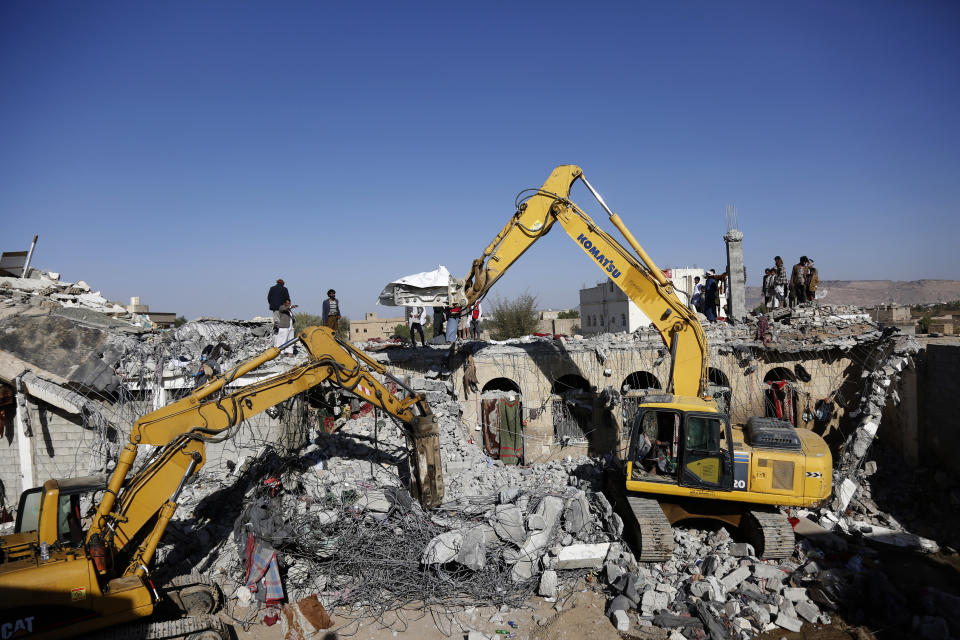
455, 165, 832, 560
0, 326, 443, 639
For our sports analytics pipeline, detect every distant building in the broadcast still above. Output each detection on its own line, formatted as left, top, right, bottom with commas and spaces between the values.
871, 305, 916, 335
535, 309, 579, 335
928, 316, 955, 335
579, 268, 726, 334
126, 296, 177, 329
350, 312, 405, 342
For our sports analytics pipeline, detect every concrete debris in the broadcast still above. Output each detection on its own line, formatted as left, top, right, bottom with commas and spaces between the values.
3, 267, 959, 639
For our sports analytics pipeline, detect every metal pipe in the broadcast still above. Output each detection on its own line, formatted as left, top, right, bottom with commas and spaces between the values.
666, 330, 679, 395
580, 176, 669, 286
21, 235, 37, 278
171, 456, 199, 503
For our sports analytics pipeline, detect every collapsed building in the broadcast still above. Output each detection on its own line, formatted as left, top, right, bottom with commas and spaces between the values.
2, 268, 959, 640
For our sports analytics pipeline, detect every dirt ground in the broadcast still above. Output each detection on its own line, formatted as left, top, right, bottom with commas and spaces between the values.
224, 577, 880, 640
229, 581, 617, 640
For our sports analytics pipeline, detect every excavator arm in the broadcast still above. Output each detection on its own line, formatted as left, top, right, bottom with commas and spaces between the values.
461, 165, 709, 397
87, 326, 442, 577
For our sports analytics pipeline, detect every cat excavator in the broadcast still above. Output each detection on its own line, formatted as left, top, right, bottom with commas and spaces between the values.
0, 326, 443, 639
454, 165, 832, 560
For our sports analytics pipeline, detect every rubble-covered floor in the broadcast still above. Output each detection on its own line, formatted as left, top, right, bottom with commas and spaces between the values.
2, 269, 960, 640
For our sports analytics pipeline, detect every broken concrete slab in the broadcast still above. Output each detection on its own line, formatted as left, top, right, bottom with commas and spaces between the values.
554, 543, 610, 570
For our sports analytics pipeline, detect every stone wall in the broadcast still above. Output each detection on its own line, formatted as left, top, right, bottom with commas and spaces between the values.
0, 391, 309, 512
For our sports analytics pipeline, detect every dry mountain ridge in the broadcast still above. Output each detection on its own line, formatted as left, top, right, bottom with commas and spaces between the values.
745, 279, 960, 308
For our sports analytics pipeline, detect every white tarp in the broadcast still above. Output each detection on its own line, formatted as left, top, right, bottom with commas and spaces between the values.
378, 265, 464, 307
390, 265, 453, 288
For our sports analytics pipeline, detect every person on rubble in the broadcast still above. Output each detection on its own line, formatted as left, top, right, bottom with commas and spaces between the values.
773, 256, 788, 308
806, 258, 819, 302
267, 278, 290, 312
194, 344, 223, 386
274, 300, 295, 355
761, 268, 775, 310
790, 256, 809, 307
690, 276, 704, 313
703, 269, 727, 322
432, 306, 445, 339
445, 306, 460, 343
408, 305, 427, 348
469, 300, 482, 339
322, 289, 340, 333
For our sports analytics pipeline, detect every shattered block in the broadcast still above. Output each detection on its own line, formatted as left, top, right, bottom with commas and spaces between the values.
539, 570, 558, 598
610, 609, 630, 632
563, 492, 590, 534
457, 526, 487, 571
641, 590, 669, 613
776, 611, 803, 632
554, 543, 610, 569
490, 505, 526, 546
720, 566, 751, 589
795, 599, 820, 623
422, 530, 463, 565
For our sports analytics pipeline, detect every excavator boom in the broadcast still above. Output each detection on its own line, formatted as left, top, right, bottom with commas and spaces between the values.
461, 165, 708, 397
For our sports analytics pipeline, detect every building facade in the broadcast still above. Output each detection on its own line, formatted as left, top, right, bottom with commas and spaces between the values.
579, 268, 727, 334
350, 312, 406, 342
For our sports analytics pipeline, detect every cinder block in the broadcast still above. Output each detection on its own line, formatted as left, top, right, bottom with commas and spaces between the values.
554, 543, 610, 569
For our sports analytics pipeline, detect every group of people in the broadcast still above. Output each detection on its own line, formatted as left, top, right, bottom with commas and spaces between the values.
267, 278, 342, 355
762, 256, 819, 310
409, 302, 482, 347
690, 269, 728, 322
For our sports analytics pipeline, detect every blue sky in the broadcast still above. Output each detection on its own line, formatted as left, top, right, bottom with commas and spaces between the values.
2, 1, 958, 321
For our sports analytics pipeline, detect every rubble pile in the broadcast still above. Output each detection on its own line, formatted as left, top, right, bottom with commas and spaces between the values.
0, 270, 149, 326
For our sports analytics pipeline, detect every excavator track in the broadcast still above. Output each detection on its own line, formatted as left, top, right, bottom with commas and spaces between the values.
622, 495, 675, 562
603, 469, 674, 562
161, 573, 223, 617
743, 509, 795, 559
95, 614, 230, 640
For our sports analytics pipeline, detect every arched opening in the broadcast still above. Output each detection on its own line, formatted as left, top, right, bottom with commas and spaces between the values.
620, 371, 663, 439
479, 377, 523, 465
621, 371, 662, 394
551, 374, 592, 445
552, 374, 590, 394
482, 377, 521, 394
707, 367, 731, 414
763, 367, 797, 426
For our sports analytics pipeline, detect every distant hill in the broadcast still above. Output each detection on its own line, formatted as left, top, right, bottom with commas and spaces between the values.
745, 280, 960, 308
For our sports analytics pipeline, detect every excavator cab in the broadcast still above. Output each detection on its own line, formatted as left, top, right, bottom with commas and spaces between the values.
627, 400, 733, 492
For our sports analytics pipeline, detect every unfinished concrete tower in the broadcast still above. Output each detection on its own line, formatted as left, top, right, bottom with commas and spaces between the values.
724, 205, 746, 323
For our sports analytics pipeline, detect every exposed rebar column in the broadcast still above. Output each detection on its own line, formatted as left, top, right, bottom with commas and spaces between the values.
724, 227, 746, 324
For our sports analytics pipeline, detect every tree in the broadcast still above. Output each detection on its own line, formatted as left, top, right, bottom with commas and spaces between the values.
337, 316, 350, 340
393, 324, 411, 340
294, 313, 324, 334
489, 293, 540, 340
173, 316, 187, 328
557, 309, 579, 319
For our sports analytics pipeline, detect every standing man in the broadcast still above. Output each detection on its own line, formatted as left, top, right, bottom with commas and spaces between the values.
274, 301, 295, 355
790, 257, 809, 307
773, 256, 788, 308
445, 306, 460, 343
762, 268, 775, 310
268, 278, 289, 312
322, 289, 341, 332
690, 276, 703, 313
432, 307, 445, 339
703, 270, 719, 322
408, 306, 427, 348
470, 301, 482, 339
806, 259, 819, 302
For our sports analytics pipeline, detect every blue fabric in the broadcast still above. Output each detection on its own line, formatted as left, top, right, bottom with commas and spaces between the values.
445, 316, 459, 342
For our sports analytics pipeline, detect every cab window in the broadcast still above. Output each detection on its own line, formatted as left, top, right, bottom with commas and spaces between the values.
15, 488, 43, 533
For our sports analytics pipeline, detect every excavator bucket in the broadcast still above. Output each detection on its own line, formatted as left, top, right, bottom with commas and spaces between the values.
407, 415, 444, 509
